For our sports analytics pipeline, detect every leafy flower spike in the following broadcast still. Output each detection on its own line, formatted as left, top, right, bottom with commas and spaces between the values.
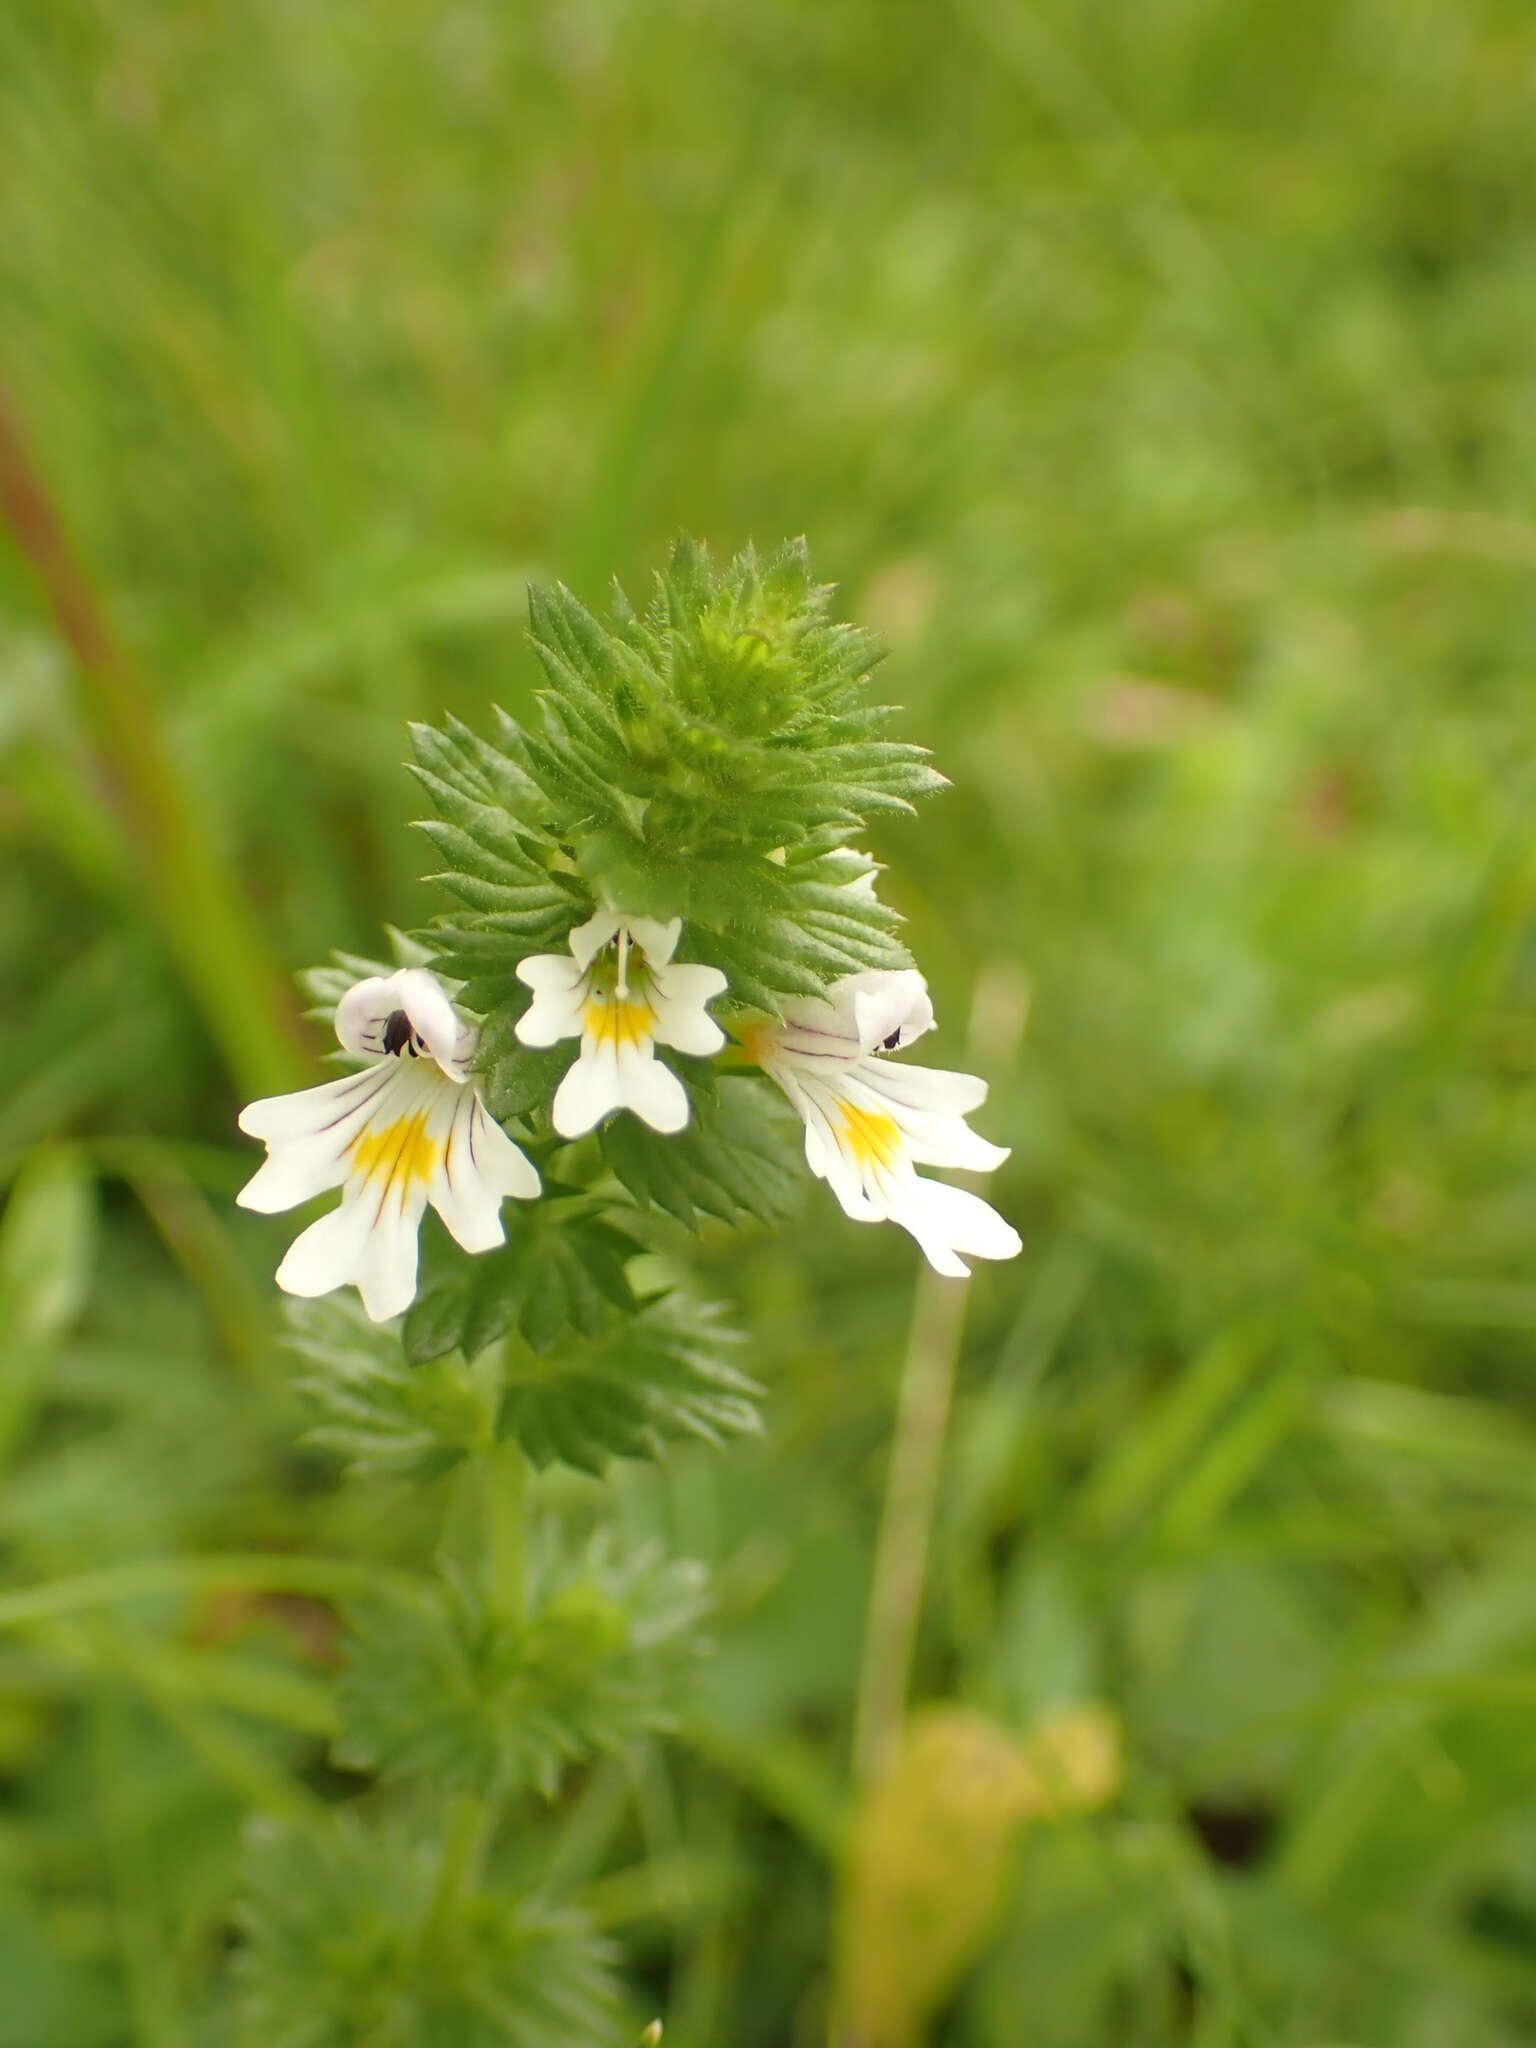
236, 968, 539, 1321
749, 969, 1022, 1278
515, 909, 727, 1139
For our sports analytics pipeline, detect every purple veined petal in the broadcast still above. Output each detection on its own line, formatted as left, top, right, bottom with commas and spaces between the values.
237, 1064, 396, 1146
845, 1056, 990, 1120
353, 1172, 432, 1321
843, 969, 934, 1054
333, 967, 471, 1079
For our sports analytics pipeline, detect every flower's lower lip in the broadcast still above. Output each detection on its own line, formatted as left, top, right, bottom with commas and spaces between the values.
238, 966, 539, 1317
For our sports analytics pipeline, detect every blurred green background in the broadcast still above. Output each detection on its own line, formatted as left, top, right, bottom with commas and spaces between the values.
5, 0, 1536, 2040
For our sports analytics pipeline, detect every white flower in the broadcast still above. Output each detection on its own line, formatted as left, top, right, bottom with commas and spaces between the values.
236, 967, 539, 1321
749, 968, 1021, 1279
514, 909, 727, 1138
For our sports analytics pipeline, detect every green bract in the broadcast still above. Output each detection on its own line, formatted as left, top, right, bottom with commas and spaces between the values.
334, 1538, 708, 1799
235, 1816, 621, 2048
413, 536, 940, 1067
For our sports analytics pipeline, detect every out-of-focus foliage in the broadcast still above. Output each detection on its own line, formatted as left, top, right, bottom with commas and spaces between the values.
336, 1538, 707, 1799
4, 0, 1536, 2042
234, 1813, 620, 2048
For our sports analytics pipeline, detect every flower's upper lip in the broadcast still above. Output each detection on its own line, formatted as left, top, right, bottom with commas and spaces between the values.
567, 907, 683, 973
334, 968, 474, 1081
762, 969, 935, 1067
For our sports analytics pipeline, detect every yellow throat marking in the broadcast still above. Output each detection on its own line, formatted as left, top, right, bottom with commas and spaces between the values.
583, 993, 652, 1051
350, 1109, 440, 1192
738, 1021, 771, 1067
837, 1101, 902, 1172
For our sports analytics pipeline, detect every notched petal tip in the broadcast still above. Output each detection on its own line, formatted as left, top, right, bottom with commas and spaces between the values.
567, 906, 624, 971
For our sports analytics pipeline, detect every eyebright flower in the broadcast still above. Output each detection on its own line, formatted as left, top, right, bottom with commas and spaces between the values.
748, 968, 1021, 1279
514, 908, 728, 1138
236, 968, 539, 1321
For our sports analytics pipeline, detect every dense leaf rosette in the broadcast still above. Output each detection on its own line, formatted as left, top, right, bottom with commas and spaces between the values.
334, 1536, 708, 1797
234, 1815, 621, 2048
413, 538, 942, 1121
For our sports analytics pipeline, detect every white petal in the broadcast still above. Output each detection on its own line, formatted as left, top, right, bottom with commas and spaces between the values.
763, 968, 930, 1068
759, 1002, 863, 1067
894, 1177, 1022, 1277
514, 955, 586, 1045
334, 975, 401, 1060
550, 1044, 626, 1137
427, 1094, 504, 1253
567, 908, 623, 971
354, 1183, 429, 1321
274, 1195, 376, 1300
761, 1031, 1019, 1275
843, 970, 934, 1054
627, 914, 681, 966
236, 1142, 348, 1214
617, 1041, 689, 1133
333, 970, 454, 1073
903, 1227, 971, 1279
840, 1065, 1007, 1172
429, 1096, 539, 1253
852, 1057, 990, 1120
238, 1066, 393, 1143
468, 1097, 542, 1198
648, 962, 728, 1055
786, 1074, 884, 1220
906, 1122, 1010, 1173
804, 1117, 883, 1221
333, 968, 471, 1080
396, 968, 476, 1079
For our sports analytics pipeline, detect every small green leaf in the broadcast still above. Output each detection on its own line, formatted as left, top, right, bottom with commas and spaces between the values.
284, 1295, 492, 1481
600, 1078, 804, 1228
497, 1294, 762, 1473
404, 1209, 639, 1366
334, 1533, 707, 1799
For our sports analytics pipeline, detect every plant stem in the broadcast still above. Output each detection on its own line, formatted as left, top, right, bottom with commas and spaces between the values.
849, 1269, 969, 1789
420, 1789, 492, 1959
849, 966, 1030, 1787
837, 971, 1028, 2048
482, 1433, 528, 1624
421, 1434, 529, 1959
